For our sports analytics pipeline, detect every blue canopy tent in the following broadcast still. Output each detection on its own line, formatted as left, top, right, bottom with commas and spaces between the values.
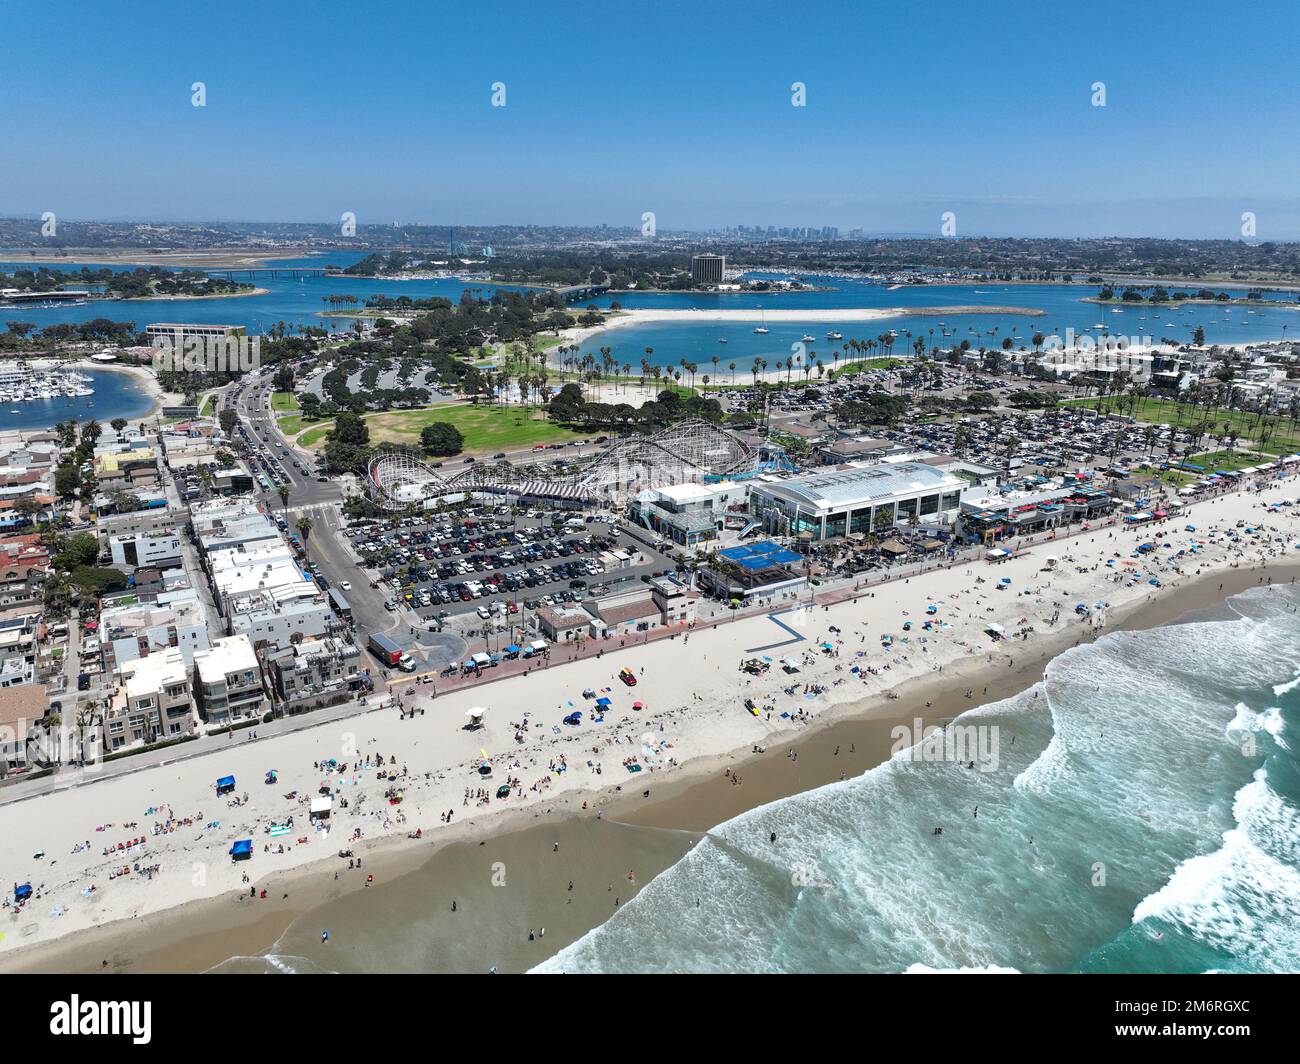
503, 645, 521, 659
595, 696, 612, 707
216, 775, 236, 795
14, 883, 32, 902
229, 839, 253, 861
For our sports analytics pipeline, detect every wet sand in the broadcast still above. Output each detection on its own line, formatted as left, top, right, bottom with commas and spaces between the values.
7, 558, 1292, 975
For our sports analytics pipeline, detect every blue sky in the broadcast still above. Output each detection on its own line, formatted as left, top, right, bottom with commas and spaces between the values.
2, 0, 1298, 237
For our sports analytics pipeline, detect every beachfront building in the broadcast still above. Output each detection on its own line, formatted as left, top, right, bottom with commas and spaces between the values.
264, 635, 365, 714
749, 461, 970, 541
958, 484, 1117, 543
697, 540, 807, 603
586, 588, 661, 633
0, 684, 49, 776
649, 576, 697, 626
536, 605, 603, 643
108, 647, 195, 748
690, 253, 726, 284
193, 634, 267, 725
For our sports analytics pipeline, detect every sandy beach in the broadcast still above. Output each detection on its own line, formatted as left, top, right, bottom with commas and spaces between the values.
2, 477, 1298, 973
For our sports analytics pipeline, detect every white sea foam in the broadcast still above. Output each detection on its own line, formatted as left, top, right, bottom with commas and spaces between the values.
536, 586, 1300, 974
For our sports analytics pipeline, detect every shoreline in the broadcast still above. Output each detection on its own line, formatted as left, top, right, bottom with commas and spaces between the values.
0, 357, 172, 422
3, 486, 1298, 973
120, 286, 271, 302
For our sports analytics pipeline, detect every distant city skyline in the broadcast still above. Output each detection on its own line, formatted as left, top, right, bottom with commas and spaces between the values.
3, 0, 1298, 239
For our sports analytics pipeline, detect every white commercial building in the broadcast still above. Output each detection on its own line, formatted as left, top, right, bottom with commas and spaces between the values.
749, 461, 969, 541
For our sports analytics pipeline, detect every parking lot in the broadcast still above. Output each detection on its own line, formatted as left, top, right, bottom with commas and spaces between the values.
344, 506, 680, 624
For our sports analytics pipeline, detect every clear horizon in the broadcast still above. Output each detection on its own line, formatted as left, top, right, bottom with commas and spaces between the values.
2, 0, 1298, 239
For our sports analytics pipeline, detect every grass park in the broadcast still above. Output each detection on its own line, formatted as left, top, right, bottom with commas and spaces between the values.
293, 402, 584, 456
1064, 394, 1300, 456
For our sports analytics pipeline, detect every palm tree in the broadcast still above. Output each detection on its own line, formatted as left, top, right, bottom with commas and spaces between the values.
295, 515, 314, 559
276, 483, 290, 517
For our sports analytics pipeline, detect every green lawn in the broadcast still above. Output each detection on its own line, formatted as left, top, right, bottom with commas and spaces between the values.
198, 395, 215, 417
278, 413, 326, 436
298, 403, 585, 456
272, 391, 300, 413
1064, 395, 1300, 456
1135, 449, 1268, 488
1189, 450, 1263, 473
830, 357, 906, 380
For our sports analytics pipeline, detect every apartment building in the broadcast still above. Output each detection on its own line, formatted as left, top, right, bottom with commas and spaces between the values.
108, 646, 195, 748
264, 636, 364, 713
193, 634, 266, 725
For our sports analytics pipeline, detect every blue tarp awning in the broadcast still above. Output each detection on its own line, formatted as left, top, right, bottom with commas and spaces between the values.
216, 775, 236, 790
229, 839, 253, 857
505, 645, 521, 654
14, 883, 32, 900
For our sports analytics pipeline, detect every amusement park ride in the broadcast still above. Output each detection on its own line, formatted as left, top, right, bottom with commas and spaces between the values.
366, 418, 758, 511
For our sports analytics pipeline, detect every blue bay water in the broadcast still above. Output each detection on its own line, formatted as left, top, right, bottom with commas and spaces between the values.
534, 584, 1300, 974
0, 369, 154, 430
2, 254, 1296, 377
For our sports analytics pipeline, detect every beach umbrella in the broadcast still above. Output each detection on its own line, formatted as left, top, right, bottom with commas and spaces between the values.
466, 707, 487, 720
633, 701, 644, 710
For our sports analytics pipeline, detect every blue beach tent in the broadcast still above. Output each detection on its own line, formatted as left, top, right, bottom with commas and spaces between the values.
216, 775, 236, 795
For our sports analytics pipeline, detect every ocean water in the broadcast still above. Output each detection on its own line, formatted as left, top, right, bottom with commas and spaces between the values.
535, 584, 1300, 974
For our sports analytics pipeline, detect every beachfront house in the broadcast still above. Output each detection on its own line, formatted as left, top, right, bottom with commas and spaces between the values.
264, 635, 364, 715
0, 683, 48, 776
193, 634, 267, 726
108, 646, 196, 748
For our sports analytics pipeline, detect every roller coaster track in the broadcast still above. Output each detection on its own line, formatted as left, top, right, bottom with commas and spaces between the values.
366, 418, 756, 510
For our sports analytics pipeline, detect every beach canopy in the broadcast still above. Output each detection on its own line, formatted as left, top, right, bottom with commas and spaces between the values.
216, 775, 236, 793
466, 707, 487, 719
309, 796, 333, 817
986, 622, 1005, 634
504, 644, 520, 654
596, 696, 612, 706
229, 839, 253, 858
633, 701, 644, 709
14, 883, 32, 901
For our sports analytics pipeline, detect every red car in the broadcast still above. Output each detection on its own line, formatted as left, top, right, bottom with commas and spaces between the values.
619, 667, 637, 687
